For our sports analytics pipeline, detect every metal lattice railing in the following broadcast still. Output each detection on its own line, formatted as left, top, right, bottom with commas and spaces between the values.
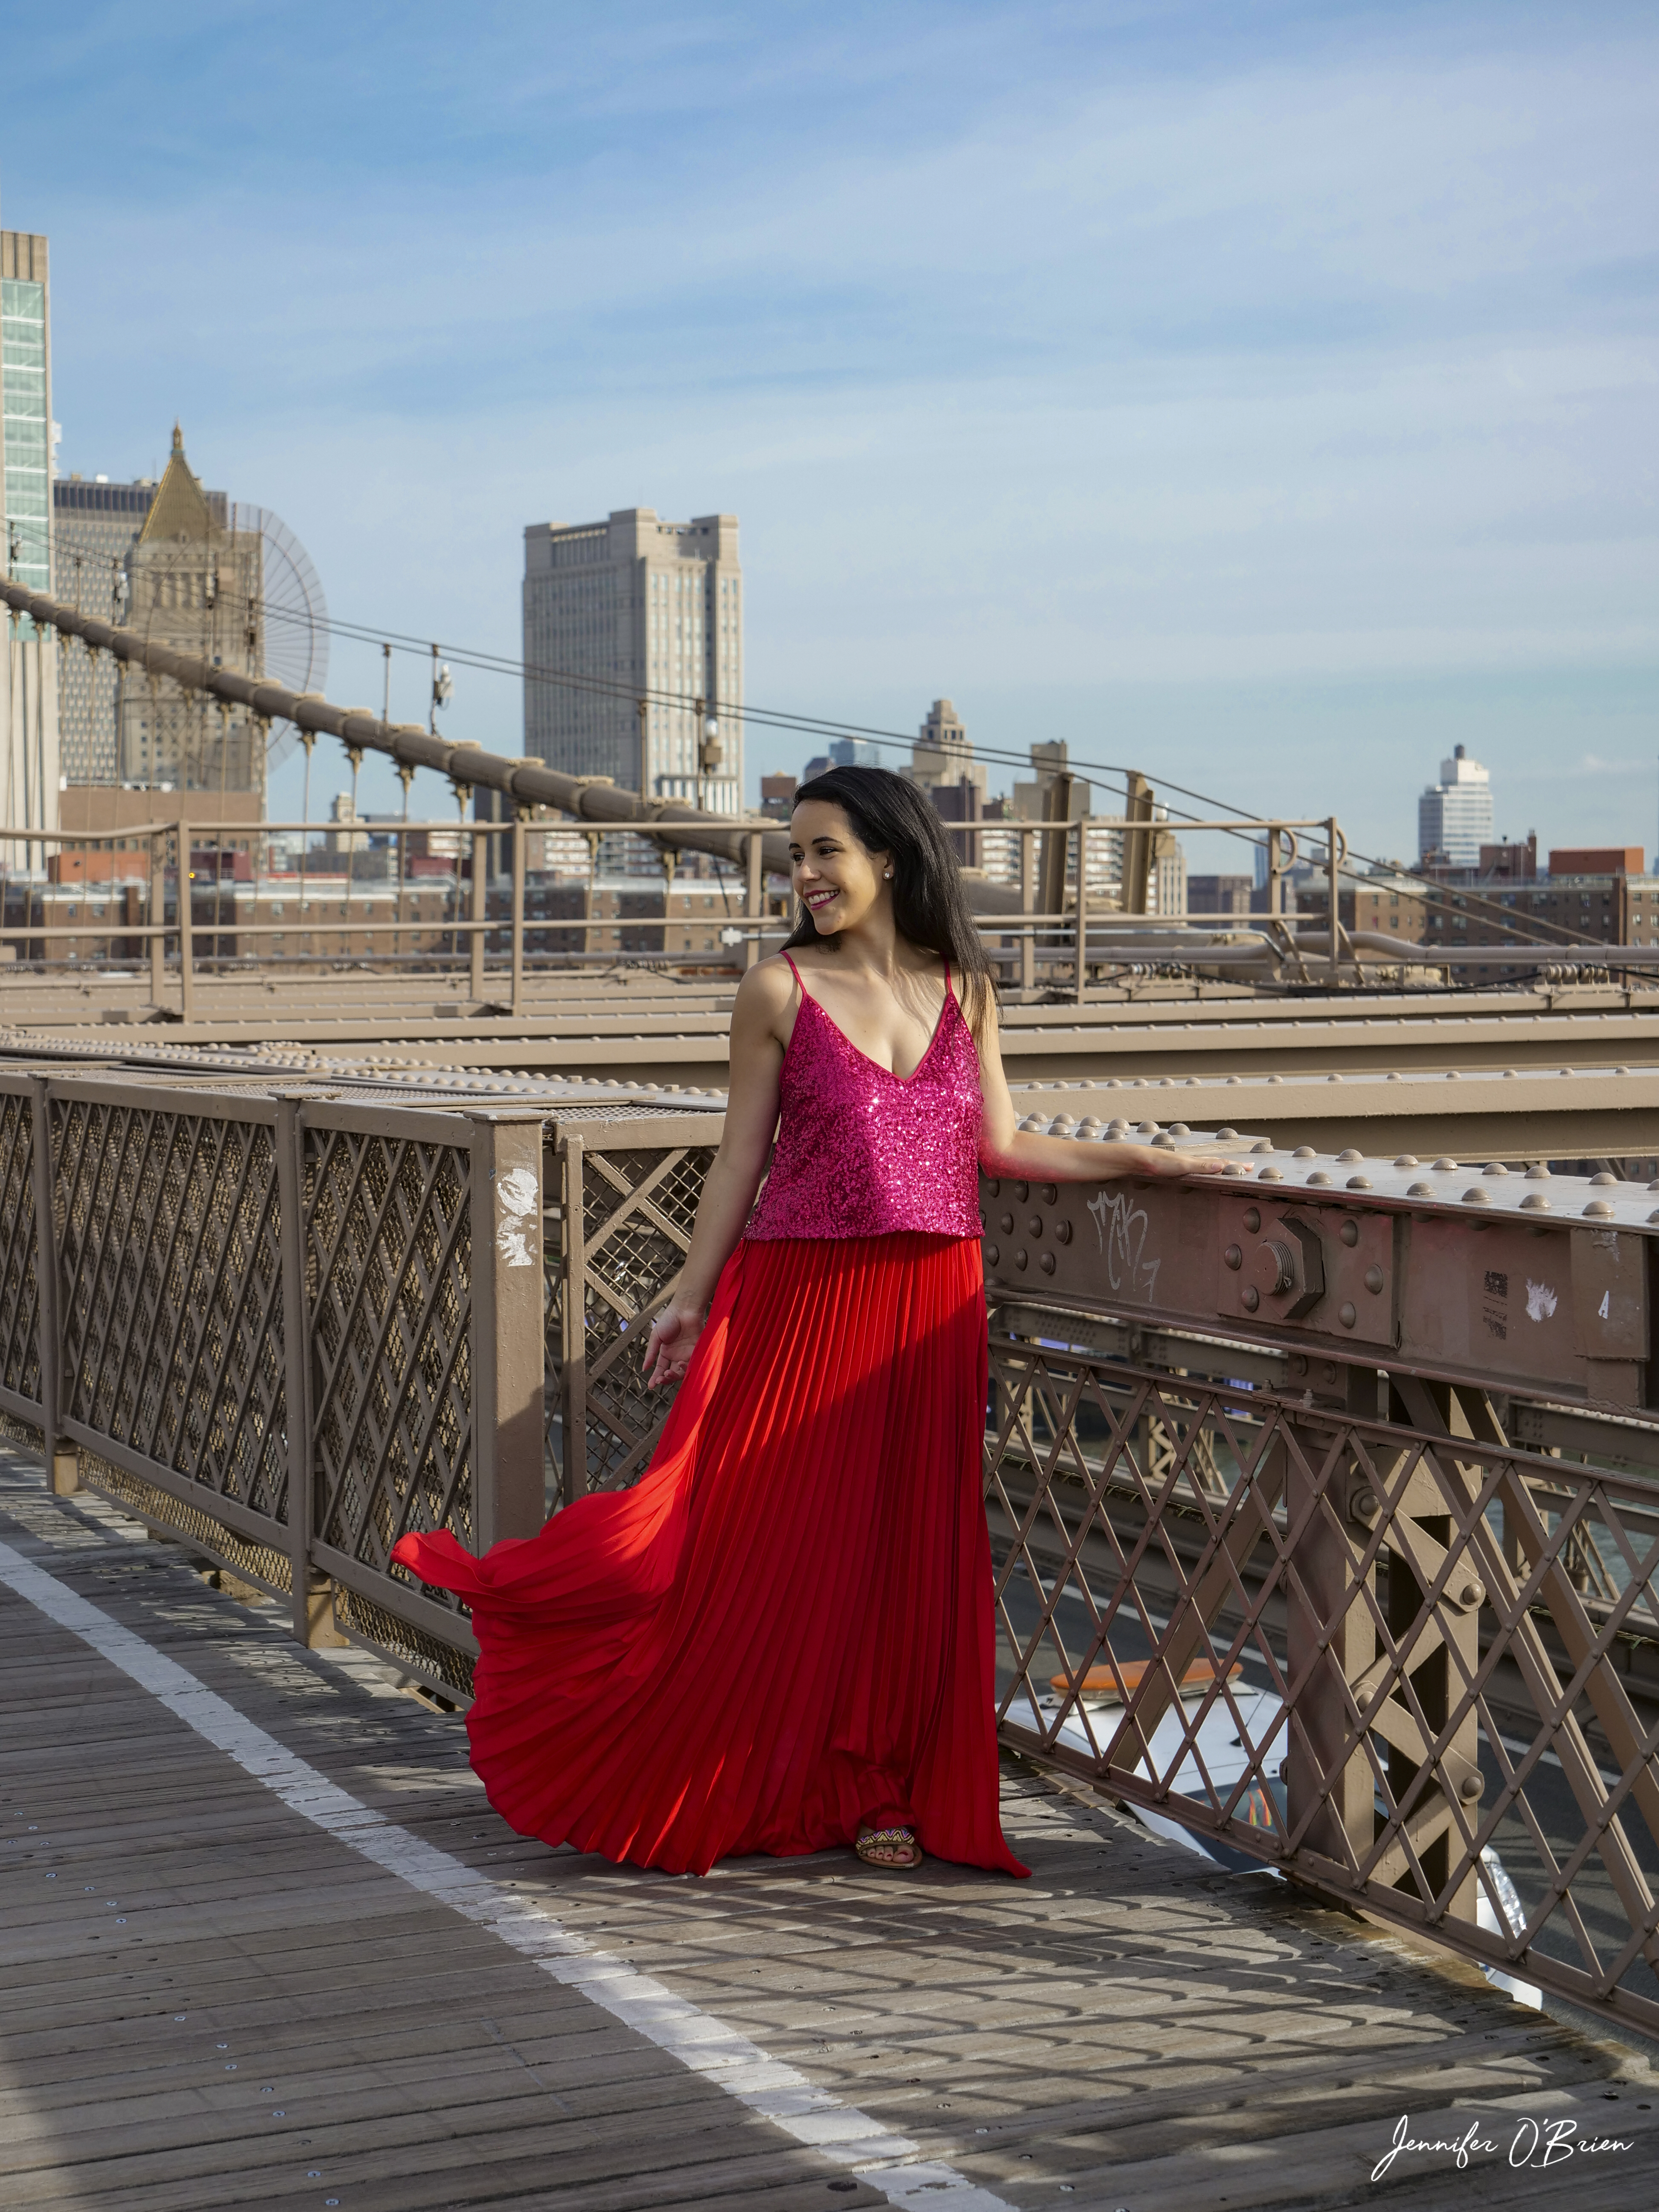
986, 1312, 1659, 2038
0, 1078, 42, 1424
306, 1114, 474, 1581
0, 1074, 556, 1703
54, 1086, 288, 1528
548, 1122, 716, 1508
11, 1072, 1659, 2039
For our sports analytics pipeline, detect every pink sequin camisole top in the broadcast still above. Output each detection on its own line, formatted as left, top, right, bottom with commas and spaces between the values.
745, 953, 984, 1242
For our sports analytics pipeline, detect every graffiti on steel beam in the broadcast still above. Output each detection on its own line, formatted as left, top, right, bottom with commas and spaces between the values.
1089, 1187, 1161, 1305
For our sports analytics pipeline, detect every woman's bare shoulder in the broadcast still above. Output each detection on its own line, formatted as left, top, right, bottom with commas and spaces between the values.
731, 954, 799, 1021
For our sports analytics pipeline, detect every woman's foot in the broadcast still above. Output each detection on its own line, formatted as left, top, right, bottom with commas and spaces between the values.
856, 1826, 923, 1870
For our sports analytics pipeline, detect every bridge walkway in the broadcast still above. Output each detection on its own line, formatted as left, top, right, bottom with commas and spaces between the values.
1, 1447, 1653, 2212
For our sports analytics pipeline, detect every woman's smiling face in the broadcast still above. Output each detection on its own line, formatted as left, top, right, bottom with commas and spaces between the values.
789, 800, 891, 937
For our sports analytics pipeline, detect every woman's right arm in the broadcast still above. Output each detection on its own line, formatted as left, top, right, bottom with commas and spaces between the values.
642, 960, 792, 1387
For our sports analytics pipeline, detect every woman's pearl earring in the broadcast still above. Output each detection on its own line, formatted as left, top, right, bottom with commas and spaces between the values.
885, 869, 893, 880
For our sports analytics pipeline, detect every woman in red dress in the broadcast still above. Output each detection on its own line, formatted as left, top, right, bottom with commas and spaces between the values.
393, 767, 1214, 1875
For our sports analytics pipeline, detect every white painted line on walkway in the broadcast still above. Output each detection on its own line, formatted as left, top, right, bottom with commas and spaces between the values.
0, 1537, 1013, 2212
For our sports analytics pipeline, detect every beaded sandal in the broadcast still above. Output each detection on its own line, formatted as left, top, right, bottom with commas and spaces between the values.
856, 1826, 922, 1870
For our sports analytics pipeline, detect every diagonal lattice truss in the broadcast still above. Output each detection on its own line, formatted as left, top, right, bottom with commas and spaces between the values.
306, 1123, 472, 1587
54, 1096, 286, 1520
986, 1319, 1659, 2036
0, 1086, 41, 1417
549, 1143, 713, 1504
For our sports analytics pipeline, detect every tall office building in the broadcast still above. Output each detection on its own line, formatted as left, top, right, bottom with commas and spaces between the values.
522, 508, 742, 813
52, 473, 237, 782
1418, 744, 1493, 868
1, 229, 61, 841
114, 428, 266, 797
908, 699, 987, 800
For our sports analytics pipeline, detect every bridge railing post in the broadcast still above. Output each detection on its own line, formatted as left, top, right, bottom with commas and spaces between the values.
469, 826, 487, 1004
177, 818, 195, 1023
510, 817, 526, 1017
557, 1133, 588, 1506
274, 1094, 342, 1647
745, 830, 763, 970
27, 1076, 74, 1497
468, 1112, 548, 1548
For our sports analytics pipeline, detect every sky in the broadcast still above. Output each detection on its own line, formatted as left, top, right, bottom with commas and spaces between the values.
7, 0, 1658, 873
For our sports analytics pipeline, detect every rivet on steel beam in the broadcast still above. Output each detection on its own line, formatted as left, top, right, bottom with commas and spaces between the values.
1460, 1772, 1485, 1801
1039, 1252, 1056, 1275
1170, 1121, 1190, 1135
1346, 1176, 1372, 1190
1223, 1162, 1249, 1177
1525, 1163, 1552, 1179
1336, 1148, 1362, 1163
1224, 1245, 1243, 1270
1394, 1154, 1418, 1167
1217, 1126, 1238, 1139
1258, 1167, 1284, 1182
985, 1244, 1000, 1265
1292, 1145, 1316, 1159
1339, 1220, 1360, 1245
1242, 1286, 1260, 1311
1433, 1156, 1458, 1171
1364, 1265, 1385, 1294
1252, 1140, 1273, 1154
1015, 1248, 1029, 1269
1307, 1171, 1332, 1185
1483, 1163, 1509, 1176
1338, 1302, 1357, 1328
1591, 1172, 1618, 1187
1137, 1121, 1159, 1135
1462, 1188, 1491, 1204
1585, 1201, 1616, 1218
1408, 1182, 1435, 1197
1521, 1194, 1551, 1211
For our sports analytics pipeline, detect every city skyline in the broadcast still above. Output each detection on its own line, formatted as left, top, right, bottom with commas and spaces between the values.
2, 4, 1654, 878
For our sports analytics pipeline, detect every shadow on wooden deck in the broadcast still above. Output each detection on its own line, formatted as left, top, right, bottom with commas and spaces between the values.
2, 1443, 1657, 2212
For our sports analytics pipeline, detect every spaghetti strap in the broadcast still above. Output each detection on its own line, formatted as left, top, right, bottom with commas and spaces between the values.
942, 959, 954, 1001
781, 951, 806, 1000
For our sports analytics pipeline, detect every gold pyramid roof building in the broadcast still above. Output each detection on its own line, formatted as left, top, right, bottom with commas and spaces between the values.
138, 424, 218, 548
120, 424, 265, 796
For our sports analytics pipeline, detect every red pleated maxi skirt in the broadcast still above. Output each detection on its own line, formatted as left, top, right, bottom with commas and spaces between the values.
392, 1231, 1027, 1878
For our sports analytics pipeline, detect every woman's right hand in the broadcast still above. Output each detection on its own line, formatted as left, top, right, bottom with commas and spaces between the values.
643, 1301, 706, 1389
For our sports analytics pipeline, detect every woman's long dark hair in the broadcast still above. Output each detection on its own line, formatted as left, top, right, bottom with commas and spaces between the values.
783, 764, 996, 1038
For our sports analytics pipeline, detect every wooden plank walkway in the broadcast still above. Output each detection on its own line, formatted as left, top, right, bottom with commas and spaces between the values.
3, 1443, 1658, 2212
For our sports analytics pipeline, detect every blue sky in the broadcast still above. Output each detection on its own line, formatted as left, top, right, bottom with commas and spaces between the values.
8, 0, 1658, 870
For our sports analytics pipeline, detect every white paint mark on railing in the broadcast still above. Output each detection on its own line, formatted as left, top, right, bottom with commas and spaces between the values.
495, 1164, 540, 1268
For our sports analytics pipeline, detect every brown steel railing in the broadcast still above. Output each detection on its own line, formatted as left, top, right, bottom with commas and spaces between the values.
7, 1074, 1659, 2036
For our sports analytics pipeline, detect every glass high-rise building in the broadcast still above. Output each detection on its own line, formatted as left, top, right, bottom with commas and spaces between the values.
1, 228, 60, 843
522, 508, 742, 815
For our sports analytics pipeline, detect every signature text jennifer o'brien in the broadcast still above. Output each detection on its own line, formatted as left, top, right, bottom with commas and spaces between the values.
1371, 2114, 1635, 2181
